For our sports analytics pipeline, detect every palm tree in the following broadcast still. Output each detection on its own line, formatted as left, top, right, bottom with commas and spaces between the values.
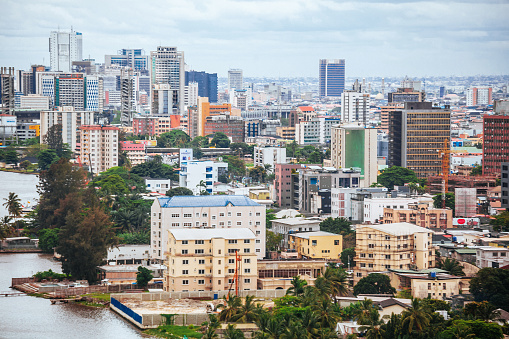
0, 216, 14, 240
217, 294, 242, 322
254, 313, 282, 339
301, 308, 320, 338
313, 276, 332, 300
280, 320, 307, 339
231, 295, 259, 323
197, 180, 208, 195
312, 298, 340, 328
286, 276, 307, 296
355, 299, 376, 325
438, 258, 465, 276
224, 324, 245, 339
323, 267, 349, 302
201, 314, 220, 339
3, 192, 22, 219
401, 298, 431, 335
359, 308, 385, 339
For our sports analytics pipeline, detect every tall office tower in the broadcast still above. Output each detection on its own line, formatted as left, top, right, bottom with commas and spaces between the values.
150, 46, 185, 116
0, 67, 15, 115
388, 102, 450, 179
120, 69, 134, 126
331, 124, 378, 186
16, 70, 33, 95
49, 29, 83, 73
341, 79, 370, 123
439, 86, 445, 98
185, 70, 218, 102
467, 87, 493, 106
228, 69, 243, 91
483, 107, 509, 176
502, 163, 509, 210
53, 74, 101, 111
105, 49, 149, 73
319, 59, 345, 98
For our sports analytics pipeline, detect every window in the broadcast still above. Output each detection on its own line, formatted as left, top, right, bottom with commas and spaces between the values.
195, 249, 204, 254
244, 279, 251, 284
368, 244, 375, 248
182, 240, 188, 245
368, 254, 374, 258
182, 260, 189, 265
356, 273, 362, 277
183, 222, 192, 227
256, 249, 261, 253
244, 259, 250, 264
228, 249, 238, 254
256, 240, 260, 243
244, 248, 250, 253
360, 263, 366, 268
199, 260, 205, 264
229, 259, 235, 264
198, 269, 205, 274
182, 250, 188, 254
228, 279, 234, 284
171, 214, 180, 218
385, 236, 390, 240
360, 253, 366, 258
256, 231, 260, 235
182, 280, 189, 285
244, 239, 250, 244
228, 212, 232, 217
244, 269, 251, 273
385, 255, 391, 259
256, 212, 261, 217
195, 240, 204, 245
228, 221, 232, 226
217, 280, 221, 285
237, 221, 242, 226
182, 270, 189, 275
184, 213, 192, 218
334, 240, 340, 246
428, 283, 431, 290
220, 213, 225, 217
228, 240, 238, 244
219, 222, 225, 226
212, 215, 216, 220
202, 213, 208, 217
198, 280, 205, 285
228, 269, 235, 274
237, 212, 242, 217
255, 221, 261, 226
171, 223, 179, 227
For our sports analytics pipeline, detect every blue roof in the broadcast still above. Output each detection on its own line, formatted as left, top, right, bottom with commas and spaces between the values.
158, 195, 261, 208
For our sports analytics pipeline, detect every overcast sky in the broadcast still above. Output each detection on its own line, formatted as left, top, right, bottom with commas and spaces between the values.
1, 0, 508, 78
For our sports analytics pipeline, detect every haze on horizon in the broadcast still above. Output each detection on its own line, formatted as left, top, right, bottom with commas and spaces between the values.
1, 0, 508, 78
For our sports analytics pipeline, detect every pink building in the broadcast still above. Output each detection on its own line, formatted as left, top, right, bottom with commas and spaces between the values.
120, 141, 146, 166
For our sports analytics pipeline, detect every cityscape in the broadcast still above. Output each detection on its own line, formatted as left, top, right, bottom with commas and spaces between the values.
1, 2, 509, 338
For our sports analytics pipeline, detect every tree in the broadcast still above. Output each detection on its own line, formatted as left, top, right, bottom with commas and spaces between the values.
463, 301, 501, 321
217, 294, 242, 322
376, 166, 421, 190
470, 165, 483, 176
38, 228, 60, 253
401, 298, 430, 335
190, 136, 209, 148
491, 211, 509, 232
470, 268, 509, 311
286, 276, 308, 296
358, 308, 385, 339
437, 257, 465, 276
341, 248, 356, 269
3, 192, 22, 219
266, 231, 283, 251
157, 130, 191, 148
136, 266, 153, 289
201, 314, 220, 339
0, 216, 14, 240
20, 160, 31, 171
231, 295, 260, 323
223, 324, 245, 339
230, 142, 249, 157
323, 266, 349, 300
197, 180, 209, 195
249, 166, 267, 183
307, 150, 324, 164
193, 147, 204, 159
320, 217, 353, 235
224, 156, 246, 178
43, 124, 65, 157
95, 174, 130, 196
433, 193, 455, 211
130, 156, 177, 180
439, 320, 503, 339
166, 187, 194, 197
210, 132, 231, 148
353, 273, 396, 296
37, 149, 59, 170
3, 147, 19, 165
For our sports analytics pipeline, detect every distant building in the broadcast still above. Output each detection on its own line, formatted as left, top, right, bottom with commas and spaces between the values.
274, 163, 308, 209
105, 49, 149, 72
319, 59, 345, 98
253, 147, 286, 172
388, 87, 425, 104
502, 163, 509, 210
483, 115, 509, 176
79, 125, 119, 175
120, 141, 146, 166
145, 178, 172, 194
271, 217, 322, 247
204, 115, 244, 143
363, 196, 434, 224
455, 188, 477, 217
228, 69, 243, 91
476, 247, 509, 268
185, 70, 218, 103
466, 87, 493, 106
341, 81, 370, 123
331, 187, 387, 221
49, 29, 83, 73
295, 116, 342, 145
164, 228, 257, 292
188, 97, 232, 138
19, 94, 49, 110
382, 203, 453, 229
179, 160, 228, 195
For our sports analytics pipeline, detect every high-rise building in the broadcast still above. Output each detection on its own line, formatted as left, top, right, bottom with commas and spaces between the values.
184, 82, 198, 108
53, 74, 101, 112
388, 87, 425, 104
401, 76, 422, 91
105, 49, 149, 73
388, 102, 450, 179
79, 125, 119, 174
189, 97, 231, 138
502, 163, 509, 210
331, 124, 378, 187
483, 115, 509, 176
150, 46, 185, 115
319, 59, 345, 98
466, 87, 493, 106
185, 70, 218, 103
341, 80, 370, 123
228, 69, 243, 91
0, 67, 15, 115
49, 29, 83, 73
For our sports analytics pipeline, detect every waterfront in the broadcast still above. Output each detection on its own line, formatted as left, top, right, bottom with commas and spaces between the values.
0, 172, 149, 339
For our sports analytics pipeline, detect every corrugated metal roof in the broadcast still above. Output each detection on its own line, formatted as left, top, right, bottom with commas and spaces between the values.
170, 228, 256, 240
158, 195, 261, 208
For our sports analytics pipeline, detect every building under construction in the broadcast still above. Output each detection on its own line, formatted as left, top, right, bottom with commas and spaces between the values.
388, 102, 451, 179
0, 67, 15, 115
427, 175, 498, 196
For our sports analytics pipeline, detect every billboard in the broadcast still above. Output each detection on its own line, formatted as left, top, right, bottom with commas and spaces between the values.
179, 148, 193, 164
453, 218, 480, 227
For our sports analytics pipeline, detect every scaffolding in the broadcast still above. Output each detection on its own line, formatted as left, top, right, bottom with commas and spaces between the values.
120, 68, 134, 126
0, 67, 15, 115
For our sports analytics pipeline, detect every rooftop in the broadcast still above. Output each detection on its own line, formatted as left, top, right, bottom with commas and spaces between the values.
292, 231, 340, 239
158, 195, 260, 208
170, 228, 256, 241
360, 222, 434, 236
271, 217, 321, 226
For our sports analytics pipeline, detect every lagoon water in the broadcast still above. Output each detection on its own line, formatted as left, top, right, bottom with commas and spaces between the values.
0, 172, 149, 339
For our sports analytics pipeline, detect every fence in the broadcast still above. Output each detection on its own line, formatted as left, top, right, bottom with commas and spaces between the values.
11, 277, 36, 286
111, 297, 142, 325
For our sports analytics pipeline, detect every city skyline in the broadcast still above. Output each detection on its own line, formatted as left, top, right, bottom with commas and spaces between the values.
1, 0, 508, 78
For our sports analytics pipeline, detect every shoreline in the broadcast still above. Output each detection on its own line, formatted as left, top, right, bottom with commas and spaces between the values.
0, 169, 38, 175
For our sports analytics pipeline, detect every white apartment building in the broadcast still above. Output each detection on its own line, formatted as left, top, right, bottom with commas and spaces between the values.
79, 125, 119, 175
270, 217, 322, 247
466, 87, 492, 106
228, 69, 243, 90
49, 29, 83, 73
253, 147, 286, 173
145, 178, 173, 194
331, 187, 388, 221
341, 91, 370, 123
184, 82, 199, 108
363, 196, 433, 224
295, 117, 342, 145
150, 195, 266, 262
179, 160, 228, 195
19, 95, 50, 110
40, 106, 94, 151
476, 246, 509, 268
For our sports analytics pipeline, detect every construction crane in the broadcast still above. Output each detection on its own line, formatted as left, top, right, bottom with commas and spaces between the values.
438, 139, 451, 209
227, 250, 242, 297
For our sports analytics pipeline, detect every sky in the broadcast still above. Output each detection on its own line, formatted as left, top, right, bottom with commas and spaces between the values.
1, 0, 508, 78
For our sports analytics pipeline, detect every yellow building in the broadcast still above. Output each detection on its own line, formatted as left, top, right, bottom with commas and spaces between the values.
164, 228, 258, 292
249, 190, 271, 200
354, 223, 435, 284
382, 203, 453, 229
289, 231, 342, 260
276, 126, 295, 140
29, 124, 40, 137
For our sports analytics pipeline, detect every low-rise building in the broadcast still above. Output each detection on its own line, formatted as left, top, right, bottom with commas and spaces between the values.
106, 244, 151, 265
253, 146, 286, 172
257, 260, 325, 290
382, 203, 453, 229
164, 228, 258, 292
145, 178, 173, 194
271, 217, 321, 247
476, 246, 509, 268
289, 231, 342, 260
179, 160, 228, 195
121, 141, 146, 166
363, 196, 433, 224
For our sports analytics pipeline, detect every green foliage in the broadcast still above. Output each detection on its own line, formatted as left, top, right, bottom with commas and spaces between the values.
470, 165, 483, 176
130, 156, 177, 180
307, 150, 324, 164
437, 257, 465, 276
491, 211, 509, 232
38, 228, 60, 253
433, 193, 455, 211
266, 230, 283, 251
320, 217, 353, 235
210, 132, 231, 148
37, 149, 60, 170
157, 130, 191, 148
19, 160, 31, 171
340, 247, 356, 269
94, 174, 129, 195
166, 187, 194, 197
439, 320, 503, 339
118, 231, 150, 244
353, 273, 396, 296
463, 301, 501, 321
223, 155, 246, 178
377, 166, 422, 190
146, 324, 203, 339
470, 268, 509, 311
33, 269, 69, 281
249, 166, 268, 183
266, 209, 276, 229
421, 298, 451, 312
3, 147, 19, 165
3, 192, 22, 219
136, 266, 153, 289
89, 166, 146, 195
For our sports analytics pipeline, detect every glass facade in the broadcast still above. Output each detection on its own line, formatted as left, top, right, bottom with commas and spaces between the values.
319, 59, 345, 98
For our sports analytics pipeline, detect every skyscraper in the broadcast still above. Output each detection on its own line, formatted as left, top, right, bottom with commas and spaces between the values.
49, 29, 83, 73
150, 46, 185, 116
185, 70, 218, 103
319, 59, 345, 98
228, 69, 243, 91
341, 79, 370, 123
105, 49, 149, 73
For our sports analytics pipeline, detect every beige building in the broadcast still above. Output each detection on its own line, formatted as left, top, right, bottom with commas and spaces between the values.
276, 126, 295, 140
257, 260, 325, 290
476, 246, 509, 268
288, 231, 342, 260
354, 223, 435, 284
382, 203, 453, 229
391, 271, 470, 299
271, 217, 322, 248
79, 125, 119, 175
151, 196, 266, 262
164, 228, 258, 292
